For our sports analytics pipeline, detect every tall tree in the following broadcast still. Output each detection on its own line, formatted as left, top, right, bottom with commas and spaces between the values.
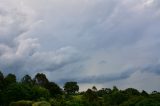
123, 88, 140, 96
64, 81, 79, 94
4, 73, 16, 87
3, 83, 32, 105
48, 82, 62, 97
21, 74, 33, 85
112, 86, 119, 93
97, 88, 112, 97
0, 71, 4, 103
34, 73, 49, 88
84, 89, 98, 102
92, 86, 97, 92
141, 90, 149, 96
0, 71, 4, 90
104, 91, 127, 106
31, 85, 50, 100
0, 71, 4, 81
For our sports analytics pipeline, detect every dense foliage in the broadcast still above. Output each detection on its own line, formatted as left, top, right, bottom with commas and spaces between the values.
0, 71, 160, 106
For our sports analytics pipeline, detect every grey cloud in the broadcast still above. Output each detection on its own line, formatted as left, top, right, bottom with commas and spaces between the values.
57, 68, 135, 84
30, 0, 160, 53
98, 60, 107, 64
0, 9, 32, 46
24, 47, 83, 72
0, 3, 38, 75
0, 1, 85, 77
141, 63, 160, 75
24, 0, 120, 51
1, 0, 160, 91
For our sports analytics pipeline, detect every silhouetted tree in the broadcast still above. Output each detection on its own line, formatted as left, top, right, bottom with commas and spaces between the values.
4, 73, 16, 87
0, 71, 160, 106
21, 74, 33, 85
97, 88, 112, 97
3, 83, 32, 105
48, 82, 62, 97
119, 96, 144, 106
84, 89, 98, 102
64, 81, 79, 94
0, 71, 4, 90
136, 98, 160, 106
152, 91, 159, 94
92, 86, 97, 92
112, 86, 119, 93
123, 88, 140, 96
104, 91, 127, 106
141, 90, 149, 97
34, 73, 49, 88
31, 85, 50, 100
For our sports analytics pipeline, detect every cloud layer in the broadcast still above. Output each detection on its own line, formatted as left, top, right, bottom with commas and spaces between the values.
0, 0, 160, 91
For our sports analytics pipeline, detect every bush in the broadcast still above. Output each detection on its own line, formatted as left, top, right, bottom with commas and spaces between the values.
31, 86, 50, 100
9, 100, 32, 106
136, 98, 160, 106
120, 96, 145, 106
49, 99, 61, 106
32, 101, 51, 106
5, 83, 32, 103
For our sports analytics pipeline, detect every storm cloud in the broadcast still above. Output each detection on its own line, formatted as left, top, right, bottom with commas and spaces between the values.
0, 0, 160, 91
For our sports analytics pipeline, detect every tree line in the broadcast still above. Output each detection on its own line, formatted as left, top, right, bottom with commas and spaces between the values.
0, 71, 160, 106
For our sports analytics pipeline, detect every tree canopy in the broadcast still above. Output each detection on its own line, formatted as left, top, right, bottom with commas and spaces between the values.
63, 81, 79, 94
0, 70, 160, 106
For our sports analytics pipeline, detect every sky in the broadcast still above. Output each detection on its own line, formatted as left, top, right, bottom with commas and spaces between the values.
0, 0, 160, 92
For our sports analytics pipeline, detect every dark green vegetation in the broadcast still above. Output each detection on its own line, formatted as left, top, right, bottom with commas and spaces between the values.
0, 71, 160, 106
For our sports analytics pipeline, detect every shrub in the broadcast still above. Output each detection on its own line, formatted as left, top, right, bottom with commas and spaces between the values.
31, 86, 50, 100
32, 101, 51, 106
136, 98, 160, 106
49, 99, 61, 106
9, 100, 32, 106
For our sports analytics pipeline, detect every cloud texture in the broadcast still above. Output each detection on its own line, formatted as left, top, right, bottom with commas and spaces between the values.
0, 0, 160, 91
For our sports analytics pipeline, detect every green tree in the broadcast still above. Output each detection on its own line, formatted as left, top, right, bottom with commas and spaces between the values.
119, 96, 144, 106
0, 71, 4, 90
64, 82, 79, 94
123, 88, 140, 96
104, 90, 127, 106
150, 92, 160, 102
83, 89, 101, 106
136, 98, 160, 106
34, 73, 49, 88
97, 88, 112, 97
3, 83, 32, 105
21, 74, 33, 85
141, 90, 148, 97
4, 73, 16, 87
92, 86, 97, 92
152, 91, 159, 94
31, 85, 50, 100
112, 86, 119, 93
47, 82, 62, 97
84, 89, 98, 102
